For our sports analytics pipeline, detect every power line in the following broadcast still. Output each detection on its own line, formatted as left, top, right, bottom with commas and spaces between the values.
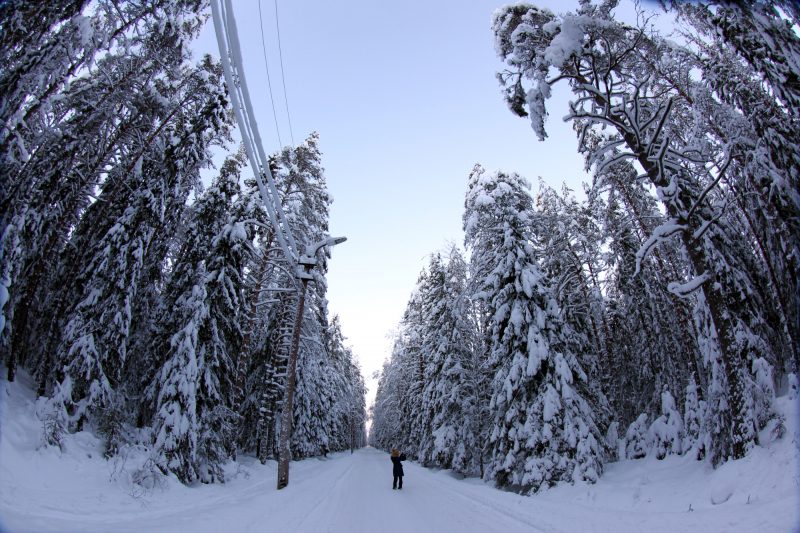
274, 0, 295, 146
211, 0, 299, 263
258, 0, 283, 147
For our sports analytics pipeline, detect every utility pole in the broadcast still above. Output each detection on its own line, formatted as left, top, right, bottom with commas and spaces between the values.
350, 404, 356, 454
211, 0, 347, 491
276, 237, 346, 490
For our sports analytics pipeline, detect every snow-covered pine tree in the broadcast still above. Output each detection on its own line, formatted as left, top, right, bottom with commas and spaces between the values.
270, 133, 338, 459
464, 167, 606, 492
675, 0, 800, 120
596, 159, 700, 428
672, 1, 800, 385
492, 2, 781, 464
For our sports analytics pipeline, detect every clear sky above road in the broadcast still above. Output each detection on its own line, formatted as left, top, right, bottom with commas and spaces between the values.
192, 0, 661, 408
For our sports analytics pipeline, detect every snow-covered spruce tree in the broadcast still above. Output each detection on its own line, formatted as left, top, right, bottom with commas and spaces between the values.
402, 279, 433, 457
492, 2, 781, 464
0, 1, 211, 385
412, 254, 448, 462
370, 291, 428, 456
464, 167, 606, 492
250, 285, 297, 463
625, 414, 649, 460
230, 165, 294, 460
530, 184, 611, 416
150, 150, 250, 483
416, 248, 484, 473
47, 48, 230, 434
647, 389, 682, 460
370, 357, 404, 450
1, 0, 127, 183
290, 315, 366, 458
228, 163, 275, 456
342, 343, 368, 451
322, 316, 367, 453
290, 313, 333, 459
0, 0, 87, 139
0, 0, 88, 371
682, 373, 708, 459
0, 1, 191, 169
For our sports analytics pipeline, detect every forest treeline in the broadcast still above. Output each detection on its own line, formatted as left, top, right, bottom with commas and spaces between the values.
0, 0, 366, 484
370, 0, 799, 493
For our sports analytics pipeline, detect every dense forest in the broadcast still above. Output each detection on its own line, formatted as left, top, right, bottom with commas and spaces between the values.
0, 0, 367, 484
370, 0, 799, 493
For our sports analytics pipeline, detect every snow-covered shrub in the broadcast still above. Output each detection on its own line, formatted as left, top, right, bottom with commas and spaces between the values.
787, 373, 798, 400
751, 357, 777, 430
98, 400, 126, 458
197, 405, 239, 483
625, 414, 649, 460
40, 413, 64, 451
682, 374, 707, 459
36, 397, 65, 450
648, 389, 682, 459
131, 457, 166, 498
605, 421, 619, 461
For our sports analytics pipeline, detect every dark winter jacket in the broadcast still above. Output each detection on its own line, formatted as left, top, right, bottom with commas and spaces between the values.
391, 454, 406, 476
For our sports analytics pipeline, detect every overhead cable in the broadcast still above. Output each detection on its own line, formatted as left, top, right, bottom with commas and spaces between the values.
211, 0, 299, 264
258, 0, 283, 147
274, 0, 295, 146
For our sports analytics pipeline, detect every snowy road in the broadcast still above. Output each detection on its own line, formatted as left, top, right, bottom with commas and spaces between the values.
2, 373, 799, 533
262, 448, 543, 533
4, 442, 799, 533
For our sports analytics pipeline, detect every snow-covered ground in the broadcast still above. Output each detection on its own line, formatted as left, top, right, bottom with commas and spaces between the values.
1, 371, 798, 533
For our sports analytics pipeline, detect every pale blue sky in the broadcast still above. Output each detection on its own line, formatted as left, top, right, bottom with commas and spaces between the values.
193, 1, 658, 405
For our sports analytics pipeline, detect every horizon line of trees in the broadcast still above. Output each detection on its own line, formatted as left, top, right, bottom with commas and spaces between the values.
0, 0, 366, 485
370, 0, 799, 494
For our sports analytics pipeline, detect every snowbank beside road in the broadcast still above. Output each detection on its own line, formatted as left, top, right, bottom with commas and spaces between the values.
1, 371, 798, 532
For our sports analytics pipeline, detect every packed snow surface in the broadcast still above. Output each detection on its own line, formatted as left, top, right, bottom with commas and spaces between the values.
1, 372, 798, 533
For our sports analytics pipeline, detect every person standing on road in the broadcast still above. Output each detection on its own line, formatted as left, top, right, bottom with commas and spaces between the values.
391, 449, 406, 490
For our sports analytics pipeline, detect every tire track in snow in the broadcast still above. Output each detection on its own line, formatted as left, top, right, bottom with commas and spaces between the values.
418, 469, 551, 532
289, 455, 358, 532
